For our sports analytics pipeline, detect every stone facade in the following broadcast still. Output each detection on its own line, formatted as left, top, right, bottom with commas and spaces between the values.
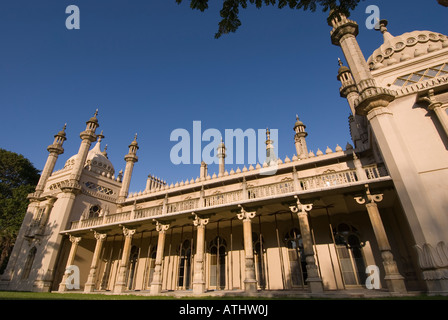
1, 12, 448, 296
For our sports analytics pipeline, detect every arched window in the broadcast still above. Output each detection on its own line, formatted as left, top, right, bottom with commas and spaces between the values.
284, 228, 307, 288
22, 247, 37, 280
127, 245, 139, 290
89, 204, 101, 218
178, 240, 192, 290
253, 232, 266, 289
208, 236, 226, 290
333, 223, 367, 286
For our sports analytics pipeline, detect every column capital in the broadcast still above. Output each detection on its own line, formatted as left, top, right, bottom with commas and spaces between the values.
153, 219, 170, 233
93, 231, 107, 241
354, 184, 384, 205
289, 196, 313, 215
192, 213, 209, 227
237, 205, 256, 221
122, 226, 136, 238
69, 235, 81, 244
418, 89, 444, 111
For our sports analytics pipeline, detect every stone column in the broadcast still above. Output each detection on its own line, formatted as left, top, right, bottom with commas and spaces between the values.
355, 184, 407, 293
289, 196, 323, 293
237, 205, 257, 293
192, 213, 209, 294
84, 231, 107, 293
150, 220, 170, 295
113, 226, 136, 293
58, 235, 81, 292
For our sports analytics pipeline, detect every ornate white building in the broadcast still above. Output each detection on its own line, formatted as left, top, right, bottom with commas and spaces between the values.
2, 11, 448, 296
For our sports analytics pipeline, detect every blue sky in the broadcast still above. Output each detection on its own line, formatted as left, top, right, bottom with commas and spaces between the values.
0, 0, 446, 193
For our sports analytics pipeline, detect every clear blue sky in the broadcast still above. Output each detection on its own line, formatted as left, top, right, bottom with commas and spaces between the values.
0, 0, 446, 193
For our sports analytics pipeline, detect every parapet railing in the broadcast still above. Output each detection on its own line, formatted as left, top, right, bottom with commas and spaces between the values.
69, 165, 388, 230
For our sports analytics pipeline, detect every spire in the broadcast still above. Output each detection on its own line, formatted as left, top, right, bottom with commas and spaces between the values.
102, 144, 108, 158
265, 127, 275, 161
293, 115, 308, 159
378, 19, 394, 43
97, 130, 104, 142
217, 138, 226, 176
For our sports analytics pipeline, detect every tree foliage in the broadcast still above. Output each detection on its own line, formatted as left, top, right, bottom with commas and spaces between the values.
0, 149, 40, 273
175, 0, 363, 38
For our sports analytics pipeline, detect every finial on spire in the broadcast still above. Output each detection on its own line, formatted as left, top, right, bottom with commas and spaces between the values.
63, 123, 67, 131
97, 130, 104, 142
338, 58, 343, 67
94, 109, 99, 117
134, 133, 138, 141
377, 19, 394, 43
296, 114, 299, 121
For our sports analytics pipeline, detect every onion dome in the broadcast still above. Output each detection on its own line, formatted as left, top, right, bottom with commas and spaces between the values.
367, 20, 448, 71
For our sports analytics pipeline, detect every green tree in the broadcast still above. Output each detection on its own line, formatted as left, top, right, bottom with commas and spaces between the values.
175, 0, 363, 38
0, 149, 40, 274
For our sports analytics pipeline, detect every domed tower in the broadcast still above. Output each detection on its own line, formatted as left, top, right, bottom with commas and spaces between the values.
293, 115, 308, 159
331, 12, 448, 294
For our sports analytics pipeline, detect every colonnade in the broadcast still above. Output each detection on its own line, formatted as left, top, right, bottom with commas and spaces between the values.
58, 185, 407, 294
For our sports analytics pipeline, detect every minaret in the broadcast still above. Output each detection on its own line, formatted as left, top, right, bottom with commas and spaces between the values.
337, 58, 367, 150
35, 124, 67, 194
337, 58, 359, 115
69, 110, 100, 183
265, 128, 276, 163
329, 11, 395, 116
217, 139, 226, 176
293, 115, 308, 160
118, 134, 139, 202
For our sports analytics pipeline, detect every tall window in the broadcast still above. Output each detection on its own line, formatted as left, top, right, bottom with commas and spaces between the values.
284, 228, 307, 288
178, 240, 192, 289
146, 247, 157, 288
333, 223, 367, 286
127, 245, 139, 290
253, 232, 266, 289
22, 247, 37, 280
208, 236, 226, 290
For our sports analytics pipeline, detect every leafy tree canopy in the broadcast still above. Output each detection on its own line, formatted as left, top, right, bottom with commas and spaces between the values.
175, 0, 363, 38
0, 149, 40, 273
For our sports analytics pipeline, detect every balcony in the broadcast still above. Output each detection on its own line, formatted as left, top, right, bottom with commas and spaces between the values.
67, 164, 389, 232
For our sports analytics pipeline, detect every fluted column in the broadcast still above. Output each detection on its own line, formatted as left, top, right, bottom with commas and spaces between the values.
150, 220, 170, 294
192, 213, 210, 294
289, 197, 323, 293
237, 205, 257, 292
114, 227, 136, 293
58, 235, 81, 292
355, 185, 407, 293
84, 231, 107, 293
